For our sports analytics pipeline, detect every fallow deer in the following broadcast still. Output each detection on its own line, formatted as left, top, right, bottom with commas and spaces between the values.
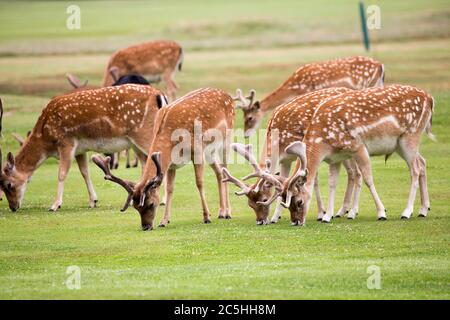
102, 40, 183, 101
92, 88, 234, 231
223, 87, 363, 225
265, 85, 435, 225
0, 84, 167, 212
236, 56, 385, 137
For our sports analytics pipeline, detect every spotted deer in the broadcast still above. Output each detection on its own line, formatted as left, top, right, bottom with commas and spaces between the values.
0, 84, 167, 212
265, 85, 435, 225
236, 56, 385, 137
92, 88, 235, 231
223, 87, 363, 225
102, 40, 183, 101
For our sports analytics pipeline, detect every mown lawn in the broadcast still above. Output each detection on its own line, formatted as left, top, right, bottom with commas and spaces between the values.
0, 0, 449, 299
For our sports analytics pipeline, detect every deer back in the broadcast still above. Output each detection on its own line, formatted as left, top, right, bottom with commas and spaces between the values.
305, 84, 434, 152
103, 40, 182, 86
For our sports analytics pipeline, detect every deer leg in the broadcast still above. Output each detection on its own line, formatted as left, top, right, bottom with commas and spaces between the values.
417, 154, 430, 217
270, 161, 291, 223
193, 163, 211, 224
348, 161, 362, 220
159, 168, 176, 227
397, 135, 422, 219
353, 146, 387, 220
401, 155, 421, 219
132, 150, 139, 167
336, 159, 356, 218
321, 162, 341, 223
75, 153, 97, 208
50, 145, 74, 211
125, 149, 131, 168
210, 161, 230, 219
314, 173, 327, 221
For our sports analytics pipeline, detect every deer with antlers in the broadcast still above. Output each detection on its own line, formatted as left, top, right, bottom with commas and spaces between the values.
92, 88, 234, 231
260, 85, 435, 225
102, 40, 183, 101
0, 84, 168, 212
224, 87, 364, 224
236, 56, 385, 137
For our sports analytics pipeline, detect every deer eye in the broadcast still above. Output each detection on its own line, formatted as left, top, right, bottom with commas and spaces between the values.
6, 182, 13, 190
297, 199, 304, 207
247, 116, 253, 122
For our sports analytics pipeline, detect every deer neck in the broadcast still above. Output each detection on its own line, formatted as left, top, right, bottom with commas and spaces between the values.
303, 142, 326, 193
260, 86, 302, 113
14, 135, 48, 178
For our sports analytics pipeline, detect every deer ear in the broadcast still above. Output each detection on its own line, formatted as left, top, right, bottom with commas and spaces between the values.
109, 66, 120, 83
156, 94, 168, 109
5, 152, 15, 172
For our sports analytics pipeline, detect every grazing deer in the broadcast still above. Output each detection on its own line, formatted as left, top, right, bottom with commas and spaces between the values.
92, 88, 234, 230
0, 84, 167, 212
265, 85, 434, 225
236, 56, 385, 137
223, 87, 363, 224
102, 40, 183, 101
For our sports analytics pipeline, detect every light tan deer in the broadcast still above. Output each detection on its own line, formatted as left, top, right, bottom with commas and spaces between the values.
262, 85, 434, 225
92, 88, 235, 231
102, 40, 183, 101
223, 87, 363, 224
0, 84, 168, 212
236, 56, 385, 137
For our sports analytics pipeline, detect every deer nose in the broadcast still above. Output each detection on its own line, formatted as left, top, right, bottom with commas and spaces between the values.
141, 224, 153, 231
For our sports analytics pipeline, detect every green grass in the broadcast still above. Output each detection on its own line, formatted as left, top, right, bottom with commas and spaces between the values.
0, 0, 449, 299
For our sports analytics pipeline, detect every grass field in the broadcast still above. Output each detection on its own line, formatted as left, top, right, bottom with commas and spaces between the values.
0, 0, 449, 299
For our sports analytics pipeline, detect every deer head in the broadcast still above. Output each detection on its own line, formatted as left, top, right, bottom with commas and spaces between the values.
92, 152, 163, 231
0, 148, 28, 211
232, 89, 261, 137
222, 143, 285, 225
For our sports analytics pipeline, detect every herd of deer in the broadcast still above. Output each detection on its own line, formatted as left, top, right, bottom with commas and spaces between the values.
0, 40, 435, 231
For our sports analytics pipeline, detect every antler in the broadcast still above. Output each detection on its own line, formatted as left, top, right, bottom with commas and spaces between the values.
11, 133, 24, 146
281, 141, 308, 208
221, 167, 251, 196
139, 152, 164, 207
256, 190, 281, 206
232, 89, 256, 110
91, 155, 135, 211
231, 143, 283, 191
66, 73, 88, 89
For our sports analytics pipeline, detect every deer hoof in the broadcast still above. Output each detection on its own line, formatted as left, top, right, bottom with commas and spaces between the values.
158, 223, 166, 228
204, 219, 211, 224
377, 216, 387, 221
